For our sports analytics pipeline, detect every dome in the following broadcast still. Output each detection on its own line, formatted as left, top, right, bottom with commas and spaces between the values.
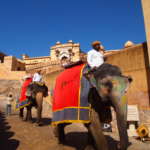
56, 41, 61, 45
68, 40, 73, 43
124, 41, 135, 48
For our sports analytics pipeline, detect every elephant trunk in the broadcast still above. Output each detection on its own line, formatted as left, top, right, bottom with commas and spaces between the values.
89, 109, 109, 150
113, 97, 129, 150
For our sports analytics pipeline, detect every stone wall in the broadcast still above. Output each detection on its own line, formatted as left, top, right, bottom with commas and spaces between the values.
141, 0, 150, 64
23, 56, 51, 69
0, 64, 25, 80
4, 56, 25, 71
106, 43, 150, 109
0, 79, 21, 98
0, 52, 6, 63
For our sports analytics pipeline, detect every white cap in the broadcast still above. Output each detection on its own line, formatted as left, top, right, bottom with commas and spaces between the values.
23, 74, 32, 80
124, 41, 135, 48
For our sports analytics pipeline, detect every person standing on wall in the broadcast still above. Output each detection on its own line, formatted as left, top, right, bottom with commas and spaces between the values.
32, 70, 43, 83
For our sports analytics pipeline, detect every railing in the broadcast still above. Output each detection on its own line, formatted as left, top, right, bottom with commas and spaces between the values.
26, 61, 60, 71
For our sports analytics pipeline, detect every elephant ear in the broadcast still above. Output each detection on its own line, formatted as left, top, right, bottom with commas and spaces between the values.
88, 73, 97, 88
111, 76, 128, 96
110, 76, 129, 114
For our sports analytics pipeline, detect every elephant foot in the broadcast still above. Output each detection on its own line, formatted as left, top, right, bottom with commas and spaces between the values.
22, 118, 27, 122
22, 117, 33, 123
117, 143, 121, 150
27, 119, 34, 124
84, 145, 95, 150
35, 121, 43, 126
57, 132, 66, 145
117, 142, 129, 150
54, 131, 66, 144
57, 137, 66, 145
19, 116, 24, 120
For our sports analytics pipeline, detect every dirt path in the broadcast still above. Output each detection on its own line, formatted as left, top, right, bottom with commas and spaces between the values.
0, 111, 91, 150
0, 107, 150, 150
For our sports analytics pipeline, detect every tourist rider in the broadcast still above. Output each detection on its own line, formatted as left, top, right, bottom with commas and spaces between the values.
87, 41, 112, 132
33, 70, 43, 83
87, 41, 105, 70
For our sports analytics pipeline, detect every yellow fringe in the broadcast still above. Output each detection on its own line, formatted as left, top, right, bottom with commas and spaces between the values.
53, 106, 90, 112
15, 103, 30, 111
51, 120, 91, 126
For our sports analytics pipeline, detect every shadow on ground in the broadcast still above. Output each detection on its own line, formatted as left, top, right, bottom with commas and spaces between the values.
31, 117, 52, 126
0, 111, 19, 150
63, 132, 123, 150
64, 132, 89, 150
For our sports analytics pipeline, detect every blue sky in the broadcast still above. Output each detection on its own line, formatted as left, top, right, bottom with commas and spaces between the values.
0, 0, 146, 58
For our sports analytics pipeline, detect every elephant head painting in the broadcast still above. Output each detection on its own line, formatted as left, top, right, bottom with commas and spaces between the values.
52, 63, 132, 150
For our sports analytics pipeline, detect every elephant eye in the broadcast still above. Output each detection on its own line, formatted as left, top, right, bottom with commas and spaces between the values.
99, 81, 113, 89
112, 80, 119, 87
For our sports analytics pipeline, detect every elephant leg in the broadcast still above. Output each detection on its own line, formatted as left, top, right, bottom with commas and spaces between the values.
23, 107, 28, 121
35, 92, 43, 125
87, 110, 109, 150
26, 105, 32, 122
53, 124, 66, 144
19, 108, 24, 119
112, 100, 129, 150
24, 106, 29, 121
84, 123, 95, 149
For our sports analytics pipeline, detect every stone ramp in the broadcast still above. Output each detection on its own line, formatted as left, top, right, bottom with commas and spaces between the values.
0, 113, 90, 150
0, 107, 150, 150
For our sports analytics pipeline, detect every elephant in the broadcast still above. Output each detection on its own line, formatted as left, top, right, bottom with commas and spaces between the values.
22, 82, 48, 126
52, 63, 132, 150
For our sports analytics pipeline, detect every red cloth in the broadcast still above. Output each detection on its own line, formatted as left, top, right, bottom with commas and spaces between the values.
19, 78, 32, 102
53, 64, 85, 111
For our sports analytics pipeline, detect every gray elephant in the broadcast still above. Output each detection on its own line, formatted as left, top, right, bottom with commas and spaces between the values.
18, 82, 48, 126
52, 63, 132, 150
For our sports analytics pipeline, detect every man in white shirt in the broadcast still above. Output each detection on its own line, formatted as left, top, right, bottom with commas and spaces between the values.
87, 41, 105, 69
33, 70, 43, 82
87, 41, 112, 132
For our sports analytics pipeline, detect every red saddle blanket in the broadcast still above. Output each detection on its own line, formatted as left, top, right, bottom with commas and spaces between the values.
52, 64, 91, 125
16, 78, 33, 110
19, 78, 32, 102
